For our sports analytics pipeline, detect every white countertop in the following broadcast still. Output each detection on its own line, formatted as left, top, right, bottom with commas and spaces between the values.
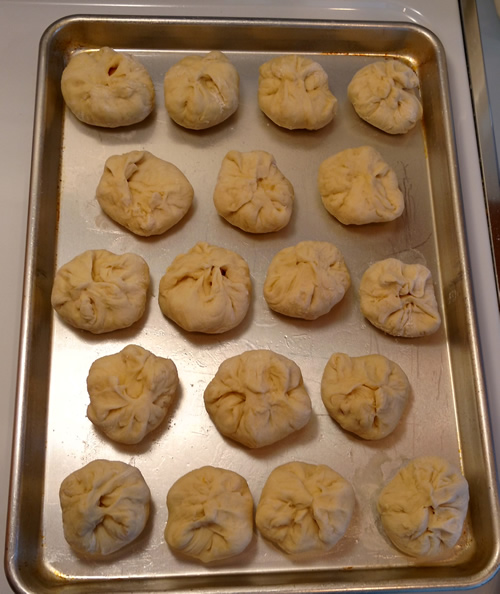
1, 1, 500, 592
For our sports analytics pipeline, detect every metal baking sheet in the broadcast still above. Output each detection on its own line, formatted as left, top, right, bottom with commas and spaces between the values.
6, 14, 500, 594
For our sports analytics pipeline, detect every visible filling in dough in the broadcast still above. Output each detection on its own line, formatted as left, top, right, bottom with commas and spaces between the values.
158, 242, 251, 334
61, 47, 155, 128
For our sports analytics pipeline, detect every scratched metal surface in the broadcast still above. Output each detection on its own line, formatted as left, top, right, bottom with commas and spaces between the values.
6, 15, 500, 594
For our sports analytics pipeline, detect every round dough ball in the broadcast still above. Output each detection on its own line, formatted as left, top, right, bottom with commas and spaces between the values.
96, 150, 194, 237
318, 146, 404, 225
204, 349, 312, 448
51, 249, 150, 334
256, 461, 355, 554
347, 59, 423, 135
164, 50, 239, 130
359, 258, 441, 338
86, 344, 179, 445
263, 241, 351, 320
61, 47, 155, 128
321, 352, 410, 440
165, 466, 254, 562
213, 150, 294, 233
158, 242, 251, 334
377, 456, 469, 557
59, 459, 151, 557
258, 54, 337, 130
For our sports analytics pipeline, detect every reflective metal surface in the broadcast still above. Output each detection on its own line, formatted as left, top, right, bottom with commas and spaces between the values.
6, 15, 500, 593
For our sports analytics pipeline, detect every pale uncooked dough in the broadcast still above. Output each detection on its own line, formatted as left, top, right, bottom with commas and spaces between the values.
255, 461, 355, 554
59, 459, 151, 557
61, 47, 155, 128
96, 150, 193, 236
377, 456, 469, 557
263, 241, 351, 320
158, 242, 251, 334
164, 50, 239, 130
213, 150, 294, 233
359, 258, 441, 338
318, 146, 404, 225
321, 352, 410, 440
258, 54, 337, 130
86, 344, 179, 444
347, 59, 423, 134
204, 349, 311, 448
51, 249, 150, 334
165, 465, 253, 562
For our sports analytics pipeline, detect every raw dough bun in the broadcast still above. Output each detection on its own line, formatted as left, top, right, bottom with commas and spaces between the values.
321, 353, 410, 440
51, 249, 150, 334
377, 456, 469, 557
164, 50, 239, 130
158, 242, 251, 334
61, 47, 155, 128
96, 150, 194, 237
165, 466, 253, 562
204, 349, 311, 448
347, 59, 423, 134
263, 241, 351, 320
86, 344, 179, 444
255, 461, 354, 554
258, 54, 337, 130
213, 150, 294, 233
318, 146, 404, 225
59, 459, 151, 557
359, 258, 441, 338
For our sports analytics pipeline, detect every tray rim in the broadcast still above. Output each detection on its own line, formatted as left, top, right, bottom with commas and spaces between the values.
5, 13, 500, 594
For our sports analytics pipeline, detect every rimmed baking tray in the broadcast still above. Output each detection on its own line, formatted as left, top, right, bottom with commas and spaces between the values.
5, 14, 500, 594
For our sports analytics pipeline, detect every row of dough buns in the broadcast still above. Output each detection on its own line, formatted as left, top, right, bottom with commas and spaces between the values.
61, 47, 422, 134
